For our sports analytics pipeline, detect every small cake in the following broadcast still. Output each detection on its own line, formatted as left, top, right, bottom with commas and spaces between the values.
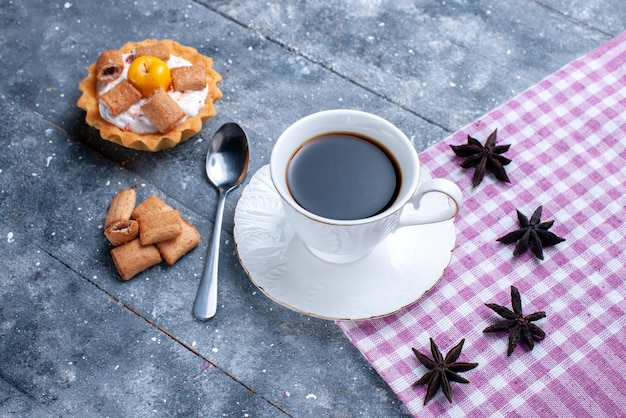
77, 39, 222, 151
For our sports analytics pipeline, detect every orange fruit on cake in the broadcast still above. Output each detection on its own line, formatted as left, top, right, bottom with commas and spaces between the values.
77, 39, 222, 151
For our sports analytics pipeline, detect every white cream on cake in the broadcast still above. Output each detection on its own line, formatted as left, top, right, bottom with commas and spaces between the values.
97, 54, 209, 134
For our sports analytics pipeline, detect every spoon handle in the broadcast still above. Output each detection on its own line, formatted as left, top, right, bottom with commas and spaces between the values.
193, 189, 228, 320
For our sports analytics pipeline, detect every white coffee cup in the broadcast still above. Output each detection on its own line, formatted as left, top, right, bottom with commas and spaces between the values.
270, 109, 462, 263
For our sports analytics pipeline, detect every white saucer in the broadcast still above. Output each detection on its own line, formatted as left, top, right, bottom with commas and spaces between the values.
233, 165, 457, 320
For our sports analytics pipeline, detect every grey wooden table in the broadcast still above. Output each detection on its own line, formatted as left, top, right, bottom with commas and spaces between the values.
1, 1, 624, 416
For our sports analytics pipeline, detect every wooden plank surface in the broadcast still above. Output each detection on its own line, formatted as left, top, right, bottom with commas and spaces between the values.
0, 0, 624, 416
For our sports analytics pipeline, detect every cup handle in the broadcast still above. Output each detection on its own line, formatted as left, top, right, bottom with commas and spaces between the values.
397, 179, 463, 228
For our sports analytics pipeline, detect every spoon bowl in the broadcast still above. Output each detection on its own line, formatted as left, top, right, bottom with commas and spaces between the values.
193, 123, 250, 320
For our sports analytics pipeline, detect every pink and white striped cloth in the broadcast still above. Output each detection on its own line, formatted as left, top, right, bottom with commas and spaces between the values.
338, 32, 626, 417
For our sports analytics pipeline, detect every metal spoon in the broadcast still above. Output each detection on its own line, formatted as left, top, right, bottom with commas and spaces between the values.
193, 123, 250, 320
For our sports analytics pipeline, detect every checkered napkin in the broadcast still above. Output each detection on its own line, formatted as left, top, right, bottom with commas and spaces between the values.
338, 32, 626, 417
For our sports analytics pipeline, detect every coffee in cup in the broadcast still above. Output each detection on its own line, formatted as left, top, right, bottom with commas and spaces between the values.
270, 109, 462, 263
287, 132, 400, 220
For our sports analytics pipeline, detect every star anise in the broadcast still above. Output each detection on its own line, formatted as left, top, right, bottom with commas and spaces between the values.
450, 129, 512, 187
483, 285, 546, 356
412, 338, 478, 405
497, 205, 565, 260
